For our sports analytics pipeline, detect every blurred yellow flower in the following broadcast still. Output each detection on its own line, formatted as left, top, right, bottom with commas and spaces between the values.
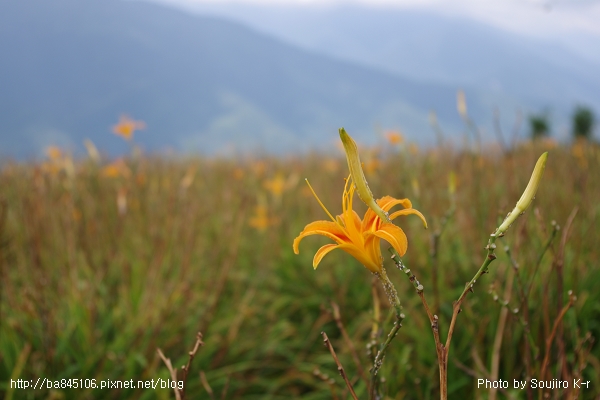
233, 167, 245, 180
322, 159, 340, 174
41, 162, 62, 176
112, 115, 145, 140
293, 177, 427, 273
263, 174, 286, 198
411, 177, 420, 198
46, 146, 63, 161
249, 205, 276, 231
101, 159, 131, 178
43, 146, 75, 178
385, 131, 404, 145
363, 158, 380, 175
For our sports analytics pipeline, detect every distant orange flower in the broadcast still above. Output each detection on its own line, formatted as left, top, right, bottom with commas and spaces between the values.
385, 131, 404, 145
233, 167, 245, 180
46, 146, 63, 161
112, 115, 145, 140
263, 174, 287, 198
249, 205, 278, 231
43, 145, 75, 177
363, 158, 380, 175
101, 159, 131, 178
322, 159, 340, 173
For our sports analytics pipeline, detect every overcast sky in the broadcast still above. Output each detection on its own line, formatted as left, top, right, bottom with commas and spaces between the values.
155, 0, 600, 39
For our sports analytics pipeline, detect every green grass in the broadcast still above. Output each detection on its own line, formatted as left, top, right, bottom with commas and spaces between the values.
1, 141, 599, 399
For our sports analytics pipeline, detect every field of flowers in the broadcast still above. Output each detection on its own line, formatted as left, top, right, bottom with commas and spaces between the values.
1, 134, 599, 399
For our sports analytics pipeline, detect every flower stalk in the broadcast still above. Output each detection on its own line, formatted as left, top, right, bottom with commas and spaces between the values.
370, 268, 404, 399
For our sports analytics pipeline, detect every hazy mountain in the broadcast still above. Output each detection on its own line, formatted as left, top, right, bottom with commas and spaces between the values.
2, 0, 597, 158
0, 0, 472, 158
154, 1, 600, 138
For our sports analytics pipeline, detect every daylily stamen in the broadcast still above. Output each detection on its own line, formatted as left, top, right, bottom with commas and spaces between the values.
304, 179, 337, 224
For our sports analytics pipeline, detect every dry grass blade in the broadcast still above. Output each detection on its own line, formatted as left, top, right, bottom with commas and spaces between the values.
539, 292, 577, 389
321, 331, 359, 400
200, 371, 215, 400
330, 301, 367, 385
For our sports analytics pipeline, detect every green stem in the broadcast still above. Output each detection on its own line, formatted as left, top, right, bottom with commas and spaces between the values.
388, 248, 445, 400
369, 268, 404, 399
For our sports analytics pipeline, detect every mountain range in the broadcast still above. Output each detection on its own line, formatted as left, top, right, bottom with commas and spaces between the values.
0, 0, 598, 158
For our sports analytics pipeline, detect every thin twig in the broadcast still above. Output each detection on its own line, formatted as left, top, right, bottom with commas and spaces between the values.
199, 371, 215, 400
388, 249, 445, 398
510, 109, 523, 149
180, 332, 204, 399
158, 331, 205, 400
430, 204, 455, 313
493, 106, 508, 152
321, 332, 359, 400
539, 292, 577, 392
220, 375, 230, 400
553, 207, 578, 381
330, 301, 368, 385
489, 264, 515, 400
157, 348, 181, 400
524, 223, 559, 300
446, 232, 499, 357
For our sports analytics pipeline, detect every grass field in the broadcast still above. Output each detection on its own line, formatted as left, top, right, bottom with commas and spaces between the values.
1, 139, 599, 399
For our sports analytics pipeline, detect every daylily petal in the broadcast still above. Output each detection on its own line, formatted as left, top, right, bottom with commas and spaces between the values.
361, 208, 380, 233
293, 221, 348, 254
389, 208, 428, 229
372, 223, 408, 256
364, 233, 384, 271
337, 243, 382, 273
380, 197, 413, 212
313, 244, 340, 269
362, 196, 412, 232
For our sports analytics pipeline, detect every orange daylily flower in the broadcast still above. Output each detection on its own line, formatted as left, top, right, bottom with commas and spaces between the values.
249, 205, 278, 231
263, 174, 287, 198
385, 131, 404, 145
112, 115, 145, 140
293, 178, 427, 273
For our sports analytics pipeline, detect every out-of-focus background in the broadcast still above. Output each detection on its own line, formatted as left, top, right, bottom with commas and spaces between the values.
1, 1, 599, 399
1, 0, 599, 156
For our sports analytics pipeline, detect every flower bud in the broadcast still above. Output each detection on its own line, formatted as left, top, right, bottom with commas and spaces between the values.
339, 128, 391, 223
497, 152, 548, 234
